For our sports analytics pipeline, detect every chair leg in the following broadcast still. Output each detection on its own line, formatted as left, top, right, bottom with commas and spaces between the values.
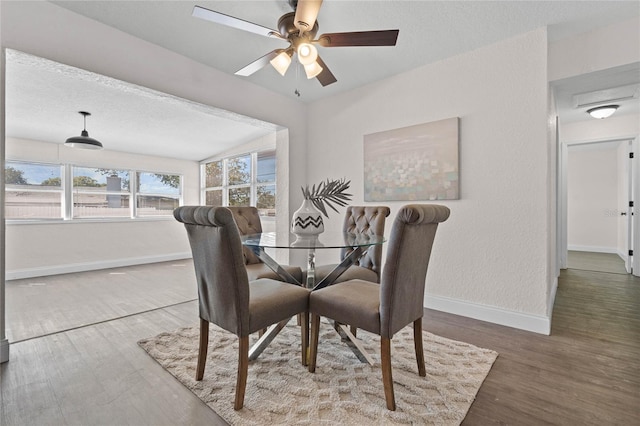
413, 318, 426, 377
234, 336, 249, 410
301, 311, 309, 366
381, 337, 396, 411
196, 317, 209, 381
350, 325, 358, 337
308, 313, 321, 373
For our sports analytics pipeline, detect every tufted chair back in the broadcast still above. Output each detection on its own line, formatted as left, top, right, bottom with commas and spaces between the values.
307, 204, 450, 411
227, 206, 263, 265
173, 206, 251, 335
341, 206, 391, 280
378, 204, 450, 337
174, 205, 311, 410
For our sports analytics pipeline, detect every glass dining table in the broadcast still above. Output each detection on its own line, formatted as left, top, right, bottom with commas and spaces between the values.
241, 231, 385, 290
241, 231, 385, 364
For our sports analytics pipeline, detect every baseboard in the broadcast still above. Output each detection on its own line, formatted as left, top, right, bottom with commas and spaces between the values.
425, 294, 551, 335
617, 250, 628, 263
5, 252, 192, 280
0, 338, 9, 363
568, 245, 618, 254
547, 277, 558, 319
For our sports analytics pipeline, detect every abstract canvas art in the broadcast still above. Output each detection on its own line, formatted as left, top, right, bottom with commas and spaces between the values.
363, 117, 459, 201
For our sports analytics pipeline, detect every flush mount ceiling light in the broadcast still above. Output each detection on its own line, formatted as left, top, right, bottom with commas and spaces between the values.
587, 105, 619, 119
65, 111, 103, 149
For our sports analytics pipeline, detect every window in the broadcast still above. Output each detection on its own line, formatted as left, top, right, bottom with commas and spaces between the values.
5, 161, 63, 219
203, 149, 276, 217
256, 151, 276, 216
5, 161, 182, 220
136, 172, 181, 216
73, 167, 130, 218
227, 154, 251, 206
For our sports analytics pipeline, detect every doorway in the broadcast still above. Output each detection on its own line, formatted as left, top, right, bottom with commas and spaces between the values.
559, 137, 638, 276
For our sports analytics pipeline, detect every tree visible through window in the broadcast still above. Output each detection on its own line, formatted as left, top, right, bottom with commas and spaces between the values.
4, 161, 182, 220
4, 161, 63, 219
203, 150, 276, 216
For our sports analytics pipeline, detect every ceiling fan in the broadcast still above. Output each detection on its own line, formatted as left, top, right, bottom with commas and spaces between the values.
192, 0, 399, 87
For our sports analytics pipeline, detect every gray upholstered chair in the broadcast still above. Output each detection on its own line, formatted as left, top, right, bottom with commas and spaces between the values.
227, 206, 304, 283
307, 204, 450, 411
174, 206, 310, 410
312, 205, 391, 284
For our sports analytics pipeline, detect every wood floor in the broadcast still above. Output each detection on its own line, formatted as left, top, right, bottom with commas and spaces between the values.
2, 260, 639, 425
567, 250, 628, 274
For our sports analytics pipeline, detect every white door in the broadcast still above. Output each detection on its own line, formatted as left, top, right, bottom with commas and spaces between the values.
624, 140, 634, 273
633, 137, 639, 277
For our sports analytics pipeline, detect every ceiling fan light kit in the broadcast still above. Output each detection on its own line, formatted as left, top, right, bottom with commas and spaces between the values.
192, 0, 399, 89
304, 61, 323, 79
297, 42, 318, 65
65, 111, 103, 150
270, 49, 293, 76
587, 105, 619, 119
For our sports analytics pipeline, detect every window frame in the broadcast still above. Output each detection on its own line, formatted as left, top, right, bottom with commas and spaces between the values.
201, 149, 276, 215
4, 160, 183, 223
4, 160, 65, 221
135, 170, 183, 218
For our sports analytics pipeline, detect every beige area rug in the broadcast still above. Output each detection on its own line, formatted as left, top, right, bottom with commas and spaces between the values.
138, 319, 498, 425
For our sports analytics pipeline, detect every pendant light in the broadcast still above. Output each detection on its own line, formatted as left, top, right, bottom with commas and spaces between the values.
65, 111, 103, 149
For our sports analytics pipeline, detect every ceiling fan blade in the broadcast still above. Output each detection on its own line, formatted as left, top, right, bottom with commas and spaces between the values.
192, 5, 278, 38
317, 30, 399, 47
235, 50, 280, 77
315, 55, 337, 87
294, 0, 323, 34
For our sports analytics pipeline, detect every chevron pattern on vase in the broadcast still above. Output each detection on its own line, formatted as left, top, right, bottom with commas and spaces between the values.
293, 215, 323, 229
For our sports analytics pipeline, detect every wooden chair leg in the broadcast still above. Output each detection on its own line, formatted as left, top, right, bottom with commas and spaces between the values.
308, 313, 321, 373
350, 325, 358, 337
413, 318, 426, 377
381, 337, 396, 411
301, 311, 309, 366
234, 336, 249, 410
196, 317, 209, 381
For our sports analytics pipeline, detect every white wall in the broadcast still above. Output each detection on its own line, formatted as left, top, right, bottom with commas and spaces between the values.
567, 144, 619, 252
0, 0, 308, 208
561, 114, 640, 143
548, 17, 640, 81
307, 29, 552, 333
0, 1, 309, 361
0, 1, 309, 278
4, 137, 200, 279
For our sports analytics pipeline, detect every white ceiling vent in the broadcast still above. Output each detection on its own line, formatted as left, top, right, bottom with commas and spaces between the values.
573, 84, 640, 109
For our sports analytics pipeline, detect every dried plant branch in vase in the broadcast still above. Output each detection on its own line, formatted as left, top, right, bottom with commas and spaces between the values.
301, 178, 353, 218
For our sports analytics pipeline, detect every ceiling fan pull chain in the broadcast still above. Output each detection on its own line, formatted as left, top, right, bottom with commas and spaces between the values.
295, 59, 301, 97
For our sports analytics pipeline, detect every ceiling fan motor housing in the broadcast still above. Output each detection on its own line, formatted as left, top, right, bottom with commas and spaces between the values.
278, 12, 318, 40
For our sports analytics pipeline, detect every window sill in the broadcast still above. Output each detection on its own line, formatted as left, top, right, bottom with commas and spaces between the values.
6, 216, 176, 225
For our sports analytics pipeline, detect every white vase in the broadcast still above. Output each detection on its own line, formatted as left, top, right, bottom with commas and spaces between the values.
291, 199, 324, 235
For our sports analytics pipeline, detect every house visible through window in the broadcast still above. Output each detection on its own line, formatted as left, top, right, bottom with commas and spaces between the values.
4, 161, 63, 219
73, 167, 131, 218
136, 172, 181, 216
203, 149, 276, 217
4, 160, 182, 220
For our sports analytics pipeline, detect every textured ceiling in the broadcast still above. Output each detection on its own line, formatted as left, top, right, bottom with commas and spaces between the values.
5, 50, 277, 161
4, 1, 640, 161
51, 0, 640, 103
